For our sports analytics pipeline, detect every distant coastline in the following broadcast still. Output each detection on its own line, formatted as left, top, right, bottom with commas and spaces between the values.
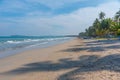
0, 35, 78, 38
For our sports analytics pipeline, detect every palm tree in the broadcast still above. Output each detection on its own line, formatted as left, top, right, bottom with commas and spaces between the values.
99, 12, 105, 20
81, 10, 120, 37
115, 9, 120, 23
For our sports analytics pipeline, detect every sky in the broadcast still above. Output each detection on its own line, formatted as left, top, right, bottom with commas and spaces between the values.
0, 0, 120, 36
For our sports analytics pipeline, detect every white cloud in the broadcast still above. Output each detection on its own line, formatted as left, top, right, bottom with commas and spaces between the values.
24, 1, 120, 34
0, 1, 120, 35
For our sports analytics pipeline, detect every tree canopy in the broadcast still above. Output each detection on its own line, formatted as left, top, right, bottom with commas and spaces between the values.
79, 10, 120, 38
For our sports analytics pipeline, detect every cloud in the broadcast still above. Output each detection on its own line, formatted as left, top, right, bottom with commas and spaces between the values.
0, 0, 106, 17
25, 0, 85, 9
0, 0, 51, 17
0, 0, 118, 17
0, 0, 120, 36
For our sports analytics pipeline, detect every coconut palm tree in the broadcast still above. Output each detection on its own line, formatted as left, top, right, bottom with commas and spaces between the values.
99, 12, 106, 20
115, 9, 120, 23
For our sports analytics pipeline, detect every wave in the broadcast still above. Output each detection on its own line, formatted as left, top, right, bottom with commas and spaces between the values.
0, 37, 72, 52
6, 39, 42, 44
0, 36, 73, 59
6, 41, 22, 44
5, 37, 69, 44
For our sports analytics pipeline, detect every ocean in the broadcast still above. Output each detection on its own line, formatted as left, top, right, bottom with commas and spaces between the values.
0, 36, 73, 59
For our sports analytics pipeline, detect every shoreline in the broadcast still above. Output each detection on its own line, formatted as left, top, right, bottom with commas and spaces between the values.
0, 38, 79, 80
0, 37, 74, 59
1, 38, 120, 80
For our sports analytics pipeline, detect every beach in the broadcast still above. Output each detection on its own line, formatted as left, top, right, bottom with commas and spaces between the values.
0, 38, 120, 80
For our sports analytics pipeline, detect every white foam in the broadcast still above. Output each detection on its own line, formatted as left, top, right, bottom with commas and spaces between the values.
6, 41, 21, 44
6, 39, 42, 44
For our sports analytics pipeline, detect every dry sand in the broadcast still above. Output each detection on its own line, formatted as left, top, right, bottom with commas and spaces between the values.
0, 38, 120, 80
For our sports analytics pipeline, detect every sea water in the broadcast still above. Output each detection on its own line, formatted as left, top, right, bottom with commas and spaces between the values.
0, 36, 73, 59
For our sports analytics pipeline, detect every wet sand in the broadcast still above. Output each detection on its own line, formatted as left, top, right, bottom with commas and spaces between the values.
0, 38, 120, 80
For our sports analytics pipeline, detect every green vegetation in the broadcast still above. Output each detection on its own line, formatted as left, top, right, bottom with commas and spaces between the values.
79, 9, 120, 38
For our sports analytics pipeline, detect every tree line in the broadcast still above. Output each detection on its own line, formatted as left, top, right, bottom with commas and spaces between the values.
79, 9, 120, 38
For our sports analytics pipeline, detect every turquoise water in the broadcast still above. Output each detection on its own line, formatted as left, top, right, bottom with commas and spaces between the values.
0, 36, 73, 58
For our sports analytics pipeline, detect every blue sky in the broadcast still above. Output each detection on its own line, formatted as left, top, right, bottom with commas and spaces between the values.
0, 0, 120, 36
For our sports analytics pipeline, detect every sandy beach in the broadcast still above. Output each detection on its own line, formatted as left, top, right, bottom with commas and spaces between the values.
0, 38, 120, 80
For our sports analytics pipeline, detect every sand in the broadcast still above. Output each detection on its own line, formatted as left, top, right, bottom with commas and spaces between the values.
0, 38, 120, 80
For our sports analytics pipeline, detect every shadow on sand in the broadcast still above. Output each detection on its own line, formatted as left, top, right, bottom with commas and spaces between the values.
1, 54, 120, 80
62, 39, 120, 52
1, 39, 120, 80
